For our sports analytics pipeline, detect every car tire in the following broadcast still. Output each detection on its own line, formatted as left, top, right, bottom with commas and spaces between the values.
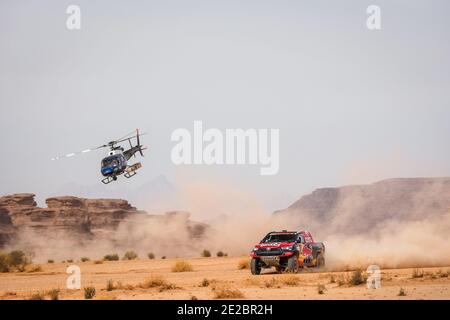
251, 258, 261, 275
287, 256, 299, 273
275, 266, 284, 274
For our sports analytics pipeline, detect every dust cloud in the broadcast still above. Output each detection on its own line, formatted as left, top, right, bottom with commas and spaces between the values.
165, 177, 450, 270
5, 177, 450, 271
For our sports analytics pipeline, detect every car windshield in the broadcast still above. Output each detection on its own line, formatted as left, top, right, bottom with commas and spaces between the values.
263, 233, 297, 243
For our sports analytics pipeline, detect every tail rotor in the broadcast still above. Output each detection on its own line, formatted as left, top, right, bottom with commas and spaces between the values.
136, 128, 145, 157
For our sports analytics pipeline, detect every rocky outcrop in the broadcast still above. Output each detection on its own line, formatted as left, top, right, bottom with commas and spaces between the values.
0, 194, 207, 249
275, 177, 450, 235
0, 194, 36, 246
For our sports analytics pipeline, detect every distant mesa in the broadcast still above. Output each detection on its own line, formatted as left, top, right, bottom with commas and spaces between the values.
275, 177, 450, 235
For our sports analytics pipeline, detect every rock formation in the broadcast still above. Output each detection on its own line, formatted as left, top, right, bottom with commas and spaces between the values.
275, 177, 450, 236
0, 194, 208, 253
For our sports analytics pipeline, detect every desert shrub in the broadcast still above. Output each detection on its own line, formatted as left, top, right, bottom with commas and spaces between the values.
103, 254, 119, 261
317, 283, 326, 294
217, 251, 224, 257
8, 250, 31, 272
122, 251, 138, 260
349, 269, 366, 286
94, 260, 103, 264
8, 250, 27, 266
191, 295, 198, 300
67, 259, 73, 263
125, 284, 135, 290
139, 275, 168, 289
84, 286, 96, 299
412, 268, 424, 279
237, 259, 250, 270
2, 291, 17, 298
123, 284, 135, 290
147, 253, 155, 259
29, 292, 45, 300
158, 283, 180, 292
281, 275, 300, 286
47, 259, 54, 264
47, 289, 60, 300
329, 274, 336, 283
161, 256, 166, 259
106, 279, 115, 291
244, 277, 260, 286
208, 280, 224, 291
171, 260, 193, 272
439, 270, 448, 278
264, 278, 279, 288
213, 288, 244, 299
201, 250, 211, 257
0, 253, 10, 272
114, 281, 134, 291
337, 274, 346, 286
200, 278, 210, 287
398, 287, 406, 296
81, 257, 90, 262
26, 265, 42, 273
0, 250, 32, 272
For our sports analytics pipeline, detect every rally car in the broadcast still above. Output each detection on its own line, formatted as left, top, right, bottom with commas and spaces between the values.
249, 230, 325, 275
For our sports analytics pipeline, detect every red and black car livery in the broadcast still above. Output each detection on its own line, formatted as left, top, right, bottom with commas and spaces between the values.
250, 230, 325, 275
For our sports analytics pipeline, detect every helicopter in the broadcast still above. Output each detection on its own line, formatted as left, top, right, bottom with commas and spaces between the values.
51, 129, 147, 184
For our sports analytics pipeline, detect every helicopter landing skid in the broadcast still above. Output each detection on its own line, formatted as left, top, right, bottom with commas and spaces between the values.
101, 176, 116, 184
124, 162, 142, 179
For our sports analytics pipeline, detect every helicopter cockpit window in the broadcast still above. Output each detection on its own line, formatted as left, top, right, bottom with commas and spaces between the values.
102, 157, 119, 167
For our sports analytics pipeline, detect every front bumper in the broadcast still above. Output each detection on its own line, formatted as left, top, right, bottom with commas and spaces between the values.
250, 250, 294, 258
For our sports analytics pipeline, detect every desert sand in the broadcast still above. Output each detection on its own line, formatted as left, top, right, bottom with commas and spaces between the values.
0, 256, 449, 300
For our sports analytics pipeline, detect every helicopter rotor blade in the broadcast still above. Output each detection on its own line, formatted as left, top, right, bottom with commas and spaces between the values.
50, 146, 106, 161
108, 131, 134, 145
114, 132, 147, 145
106, 130, 138, 146
116, 130, 137, 142
50, 129, 145, 161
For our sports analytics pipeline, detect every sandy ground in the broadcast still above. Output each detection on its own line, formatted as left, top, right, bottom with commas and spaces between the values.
0, 256, 449, 300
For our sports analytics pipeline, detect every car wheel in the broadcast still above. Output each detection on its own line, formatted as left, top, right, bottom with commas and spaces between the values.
251, 258, 261, 275
275, 266, 284, 274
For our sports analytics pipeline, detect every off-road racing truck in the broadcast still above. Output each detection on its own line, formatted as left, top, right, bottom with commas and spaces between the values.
249, 230, 325, 275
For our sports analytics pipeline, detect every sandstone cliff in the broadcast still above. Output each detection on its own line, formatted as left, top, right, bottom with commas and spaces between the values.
275, 177, 450, 236
0, 194, 208, 259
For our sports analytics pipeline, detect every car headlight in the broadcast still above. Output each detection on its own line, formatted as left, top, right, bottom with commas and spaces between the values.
283, 245, 294, 251
252, 248, 258, 252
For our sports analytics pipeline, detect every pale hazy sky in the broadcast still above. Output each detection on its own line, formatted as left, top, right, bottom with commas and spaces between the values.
1, 1, 449, 213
